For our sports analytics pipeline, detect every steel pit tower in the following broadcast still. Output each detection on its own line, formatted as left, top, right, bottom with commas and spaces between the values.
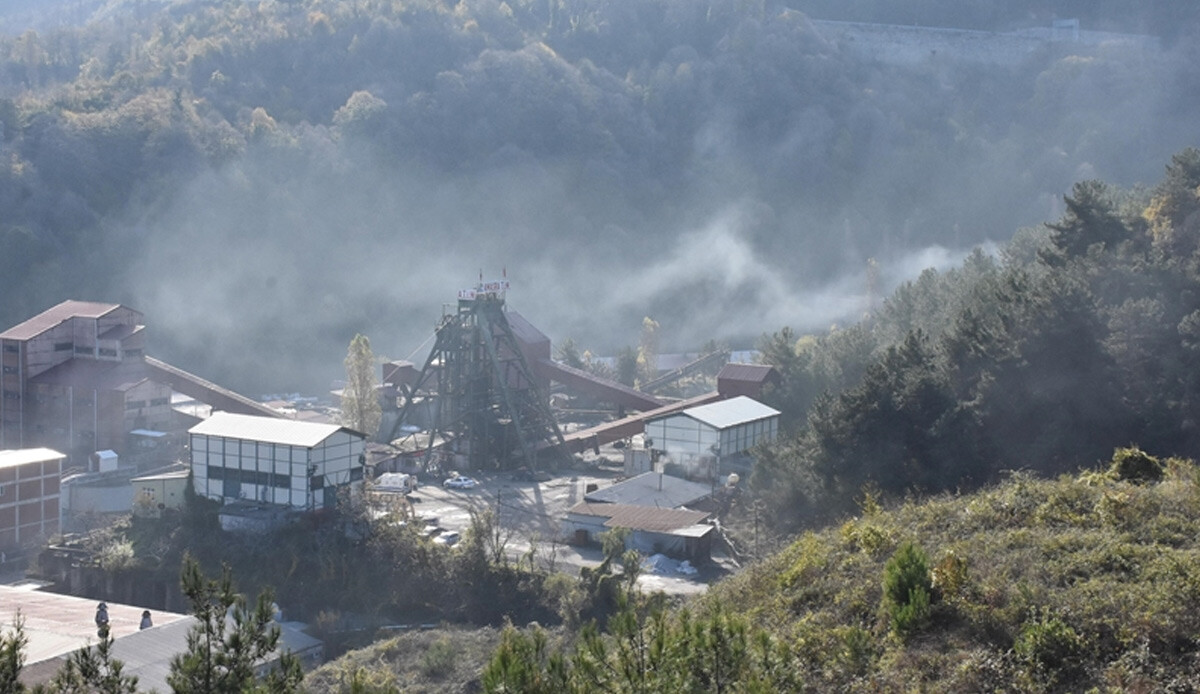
391, 278, 566, 471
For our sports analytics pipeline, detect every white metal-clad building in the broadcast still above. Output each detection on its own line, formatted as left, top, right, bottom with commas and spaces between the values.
644, 395, 780, 462
189, 412, 366, 511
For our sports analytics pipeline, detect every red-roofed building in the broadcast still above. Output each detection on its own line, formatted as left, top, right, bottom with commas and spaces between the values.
716, 363, 781, 399
564, 501, 714, 562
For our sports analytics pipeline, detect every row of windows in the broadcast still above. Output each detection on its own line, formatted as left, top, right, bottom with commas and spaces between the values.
204, 464, 364, 492
208, 465, 291, 489
2, 345, 17, 354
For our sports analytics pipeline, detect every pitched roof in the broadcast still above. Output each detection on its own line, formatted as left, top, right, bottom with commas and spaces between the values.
506, 311, 549, 347
717, 363, 779, 384
0, 300, 126, 341
189, 411, 361, 447
679, 396, 780, 429
29, 358, 151, 392
568, 501, 710, 533
584, 471, 712, 508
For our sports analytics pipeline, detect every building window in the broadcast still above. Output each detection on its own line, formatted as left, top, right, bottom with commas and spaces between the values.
98, 348, 118, 357
2, 390, 18, 400
149, 397, 170, 407
74, 345, 91, 354
1, 366, 15, 374
126, 400, 147, 410
54, 342, 73, 351
123, 348, 143, 359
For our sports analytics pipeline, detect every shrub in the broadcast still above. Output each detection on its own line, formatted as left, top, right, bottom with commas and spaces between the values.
1014, 613, 1081, 676
1109, 447, 1163, 484
883, 541, 932, 637
421, 636, 457, 679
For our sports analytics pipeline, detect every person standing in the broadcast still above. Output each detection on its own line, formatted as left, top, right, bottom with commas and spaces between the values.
140, 610, 153, 629
95, 602, 109, 637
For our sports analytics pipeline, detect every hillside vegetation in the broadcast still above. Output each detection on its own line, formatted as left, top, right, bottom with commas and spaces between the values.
748, 149, 1200, 533
465, 450, 1200, 693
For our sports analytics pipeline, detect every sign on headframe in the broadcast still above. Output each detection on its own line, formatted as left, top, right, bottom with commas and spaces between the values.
457, 279, 510, 301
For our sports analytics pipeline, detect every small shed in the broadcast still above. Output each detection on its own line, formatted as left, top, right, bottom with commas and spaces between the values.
130, 468, 189, 517
564, 502, 714, 562
92, 450, 119, 473
716, 363, 781, 399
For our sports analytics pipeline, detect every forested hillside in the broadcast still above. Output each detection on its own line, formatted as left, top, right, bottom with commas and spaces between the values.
747, 150, 1200, 531
0, 0, 1196, 393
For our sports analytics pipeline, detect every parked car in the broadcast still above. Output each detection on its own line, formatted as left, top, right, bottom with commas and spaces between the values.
443, 475, 478, 489
433, 531, 460, 546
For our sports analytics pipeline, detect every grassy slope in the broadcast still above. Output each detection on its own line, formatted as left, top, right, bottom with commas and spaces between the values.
303, 626, 508, 693
306, 458, 1200, 692
707, 460, 1200, 691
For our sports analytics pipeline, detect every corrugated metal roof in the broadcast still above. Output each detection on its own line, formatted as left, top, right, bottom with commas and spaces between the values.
0, 585, 190, 667
9, 586, 320, 693
584, 471, 711, 508
680, 396, 780, 429
29, 358, 150, 392
0, 448, 66, 469
506, 311, 549, 347
131, 469, 190, 482
189, 411, 356, 447
0, 300, 126, 340
717, 363, 778, 383
568, 501, 710, 533
97, 323, 143, 341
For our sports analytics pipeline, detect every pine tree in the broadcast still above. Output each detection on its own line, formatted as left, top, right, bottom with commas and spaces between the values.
167, 556, 302, 694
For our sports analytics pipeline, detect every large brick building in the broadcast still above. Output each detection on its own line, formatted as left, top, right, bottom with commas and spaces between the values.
0, 301, 170, 462
1, 300, 278, 466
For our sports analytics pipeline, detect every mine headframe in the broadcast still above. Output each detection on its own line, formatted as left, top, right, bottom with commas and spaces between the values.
391, 280, 565, 471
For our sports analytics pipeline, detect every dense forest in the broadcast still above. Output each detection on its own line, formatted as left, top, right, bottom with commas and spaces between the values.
746, 149, 1200, 532
0, 0, 1196, 393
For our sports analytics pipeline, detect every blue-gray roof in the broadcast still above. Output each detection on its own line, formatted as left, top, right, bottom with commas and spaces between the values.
678, 396, 780, 429
584, 471, 712, 508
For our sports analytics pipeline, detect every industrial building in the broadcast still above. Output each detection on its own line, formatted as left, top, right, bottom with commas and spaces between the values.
643, 396, 780, 480
563, 502, 714, 562
0, 447, 64, 554
189, 412, 366, 511
0, 300, 279, 466
130, 466, 190, 517
584, 470, 713, 510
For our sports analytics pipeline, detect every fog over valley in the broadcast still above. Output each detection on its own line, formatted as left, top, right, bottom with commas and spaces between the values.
0, 0, 1196, 395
